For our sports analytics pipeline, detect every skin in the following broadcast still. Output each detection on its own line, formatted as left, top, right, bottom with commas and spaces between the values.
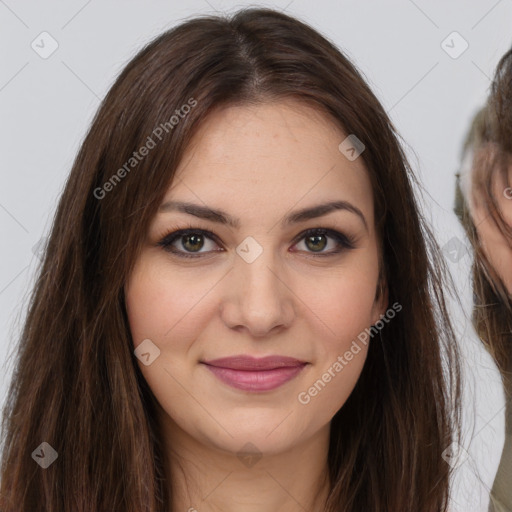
466, 143, 512, 293
124, 99, 388, 512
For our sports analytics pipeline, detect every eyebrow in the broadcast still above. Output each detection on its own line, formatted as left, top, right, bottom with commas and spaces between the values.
158, 200, 368, 232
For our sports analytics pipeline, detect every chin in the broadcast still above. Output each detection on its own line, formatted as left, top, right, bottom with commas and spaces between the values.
210, 431, 299, 459
197, 416, 306, 455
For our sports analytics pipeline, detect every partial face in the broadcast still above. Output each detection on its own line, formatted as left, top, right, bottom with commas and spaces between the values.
466, 144, 512, 294
125, 99, 387, 456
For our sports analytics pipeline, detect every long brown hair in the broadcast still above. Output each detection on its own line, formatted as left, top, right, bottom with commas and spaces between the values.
0, 8, 462, 511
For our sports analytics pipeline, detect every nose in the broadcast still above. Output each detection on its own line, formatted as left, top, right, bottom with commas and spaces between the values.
220, 245, 295, 338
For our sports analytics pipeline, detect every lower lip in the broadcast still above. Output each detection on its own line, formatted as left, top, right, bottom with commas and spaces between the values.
202, 364, 307, 392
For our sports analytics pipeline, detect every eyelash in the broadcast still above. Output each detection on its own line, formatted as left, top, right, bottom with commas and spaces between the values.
156, 224, 357, 259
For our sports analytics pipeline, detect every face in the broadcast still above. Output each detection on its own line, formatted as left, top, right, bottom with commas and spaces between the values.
466, 143, 512, 294
124, 99, 387, 458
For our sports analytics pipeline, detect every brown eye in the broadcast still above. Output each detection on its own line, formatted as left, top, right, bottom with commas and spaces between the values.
181, 233, 205, 252
158, 226, 356, 260
305, 234, 327, 252
292, 228, 356, 256
158, 228, 222, 258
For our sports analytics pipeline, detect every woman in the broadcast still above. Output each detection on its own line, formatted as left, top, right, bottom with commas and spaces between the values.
0, 7, 462, 511
455, 48, 512, 512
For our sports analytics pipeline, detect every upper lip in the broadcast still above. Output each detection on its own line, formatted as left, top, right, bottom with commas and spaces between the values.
201, 355, 307, 371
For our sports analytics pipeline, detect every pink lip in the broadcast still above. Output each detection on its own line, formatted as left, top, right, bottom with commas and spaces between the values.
201, 355, 308, 392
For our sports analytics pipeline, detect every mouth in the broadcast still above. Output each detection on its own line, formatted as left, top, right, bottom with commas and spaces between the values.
200, 355, 309, 392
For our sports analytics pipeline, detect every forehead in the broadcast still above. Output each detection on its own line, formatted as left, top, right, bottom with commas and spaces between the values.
168, 99, 374, 225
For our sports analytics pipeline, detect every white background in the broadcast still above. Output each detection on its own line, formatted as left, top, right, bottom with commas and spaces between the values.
0, 1, 510, 511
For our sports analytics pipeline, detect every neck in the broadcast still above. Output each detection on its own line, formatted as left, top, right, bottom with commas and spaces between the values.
159, 414, 331, 512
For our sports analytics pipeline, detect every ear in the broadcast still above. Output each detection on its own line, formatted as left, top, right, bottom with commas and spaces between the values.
371, 273, 388, 325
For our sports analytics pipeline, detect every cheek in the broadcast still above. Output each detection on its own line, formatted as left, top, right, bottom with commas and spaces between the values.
302, 251, 380, 348
291, 252, 379, 417
294, 291, 372, 428
124, 257, 217, 417
296, 345, 368, 424
124, 256, 216, 347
